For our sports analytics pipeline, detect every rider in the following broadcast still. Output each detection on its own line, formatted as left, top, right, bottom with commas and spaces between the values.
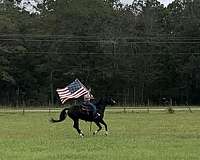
83, 88, 100, 119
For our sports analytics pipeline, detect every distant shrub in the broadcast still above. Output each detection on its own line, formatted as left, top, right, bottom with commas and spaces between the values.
168, 106, 175, 114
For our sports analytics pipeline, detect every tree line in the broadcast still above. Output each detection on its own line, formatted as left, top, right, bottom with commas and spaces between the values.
0, 0, 200, 106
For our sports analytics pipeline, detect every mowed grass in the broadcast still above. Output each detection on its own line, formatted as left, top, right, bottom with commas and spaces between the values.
1, 110, 200, 160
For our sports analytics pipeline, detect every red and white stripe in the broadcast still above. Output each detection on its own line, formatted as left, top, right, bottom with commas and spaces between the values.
56, 86, 88, 104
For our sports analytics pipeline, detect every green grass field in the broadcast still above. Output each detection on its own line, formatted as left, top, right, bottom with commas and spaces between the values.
1, 110, 200, 160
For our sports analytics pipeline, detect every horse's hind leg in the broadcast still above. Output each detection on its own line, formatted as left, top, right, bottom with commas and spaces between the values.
73, 119, 84, 137
93, 122, 102, 135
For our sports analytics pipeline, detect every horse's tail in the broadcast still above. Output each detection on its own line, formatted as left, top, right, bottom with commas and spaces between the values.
50, 108, 69, 123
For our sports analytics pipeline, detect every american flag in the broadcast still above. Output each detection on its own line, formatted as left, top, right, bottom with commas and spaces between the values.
56, 79, 89, 104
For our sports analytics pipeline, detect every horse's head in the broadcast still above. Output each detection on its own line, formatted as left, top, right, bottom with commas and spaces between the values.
95, 97, 117, 111
92, 97, 116, 117
102, 97, 117, 106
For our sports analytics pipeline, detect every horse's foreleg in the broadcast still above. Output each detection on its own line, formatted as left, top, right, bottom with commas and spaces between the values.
93, 122, 102, 135
73, 119, 84, 137
99, 119, 108, 136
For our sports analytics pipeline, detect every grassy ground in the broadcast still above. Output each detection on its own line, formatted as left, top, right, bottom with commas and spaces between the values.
0, 110, 200, 160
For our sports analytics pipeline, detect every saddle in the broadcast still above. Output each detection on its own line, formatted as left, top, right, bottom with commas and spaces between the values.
80, 103, 100, 120
80, 104, 92, 114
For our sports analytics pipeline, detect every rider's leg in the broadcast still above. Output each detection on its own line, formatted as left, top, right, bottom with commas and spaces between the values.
90, 102, 100, 118
90, 103, 96, 112
88, 102, 100, 118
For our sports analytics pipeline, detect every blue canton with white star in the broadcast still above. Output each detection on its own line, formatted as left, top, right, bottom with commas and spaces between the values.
68, 80, 82, 93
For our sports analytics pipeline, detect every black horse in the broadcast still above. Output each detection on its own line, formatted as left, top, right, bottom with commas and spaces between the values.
50, 97, 116, 137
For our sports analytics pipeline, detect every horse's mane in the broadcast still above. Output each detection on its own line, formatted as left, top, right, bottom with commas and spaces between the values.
93, 97, 109, 109
93, 97, 103, 106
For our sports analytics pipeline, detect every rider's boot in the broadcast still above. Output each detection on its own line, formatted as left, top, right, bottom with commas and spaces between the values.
93, 112, 100, 119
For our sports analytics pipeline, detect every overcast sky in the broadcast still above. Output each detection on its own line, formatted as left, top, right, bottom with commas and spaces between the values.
22, 0, 174, 13
121, 0, 174, 6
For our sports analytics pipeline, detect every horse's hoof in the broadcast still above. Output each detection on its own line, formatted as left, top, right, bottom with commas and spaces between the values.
105, 131, 108, 136
80, 133, 84, 137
